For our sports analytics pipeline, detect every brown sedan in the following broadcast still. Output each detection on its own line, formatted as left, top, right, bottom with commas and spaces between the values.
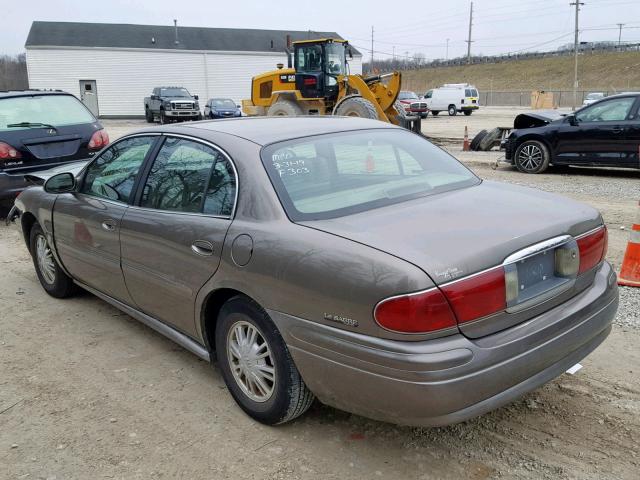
11, 117, 618, 426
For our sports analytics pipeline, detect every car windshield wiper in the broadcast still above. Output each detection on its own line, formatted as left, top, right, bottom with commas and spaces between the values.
7, 122, 58, 131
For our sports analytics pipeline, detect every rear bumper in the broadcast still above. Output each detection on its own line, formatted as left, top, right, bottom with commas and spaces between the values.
462, 105, 480, 111
270, 261, 618, 426
0, 172, 30, 202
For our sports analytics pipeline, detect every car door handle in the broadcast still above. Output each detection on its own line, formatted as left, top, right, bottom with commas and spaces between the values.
101, 219, 117, 231
612, 127, 625, 134
191, 240, 215, 256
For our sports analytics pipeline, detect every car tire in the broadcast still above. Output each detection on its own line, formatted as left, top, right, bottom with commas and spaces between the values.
145, 108, 154, 123
514, 140, 551, 174
479, 127, 502, 151
470, 129, 488, 151
267, 99, 304, 117
334, 96, 378, 119
215, 295, 315, 425
29, 223, 76, 298
448, 105, 457, 116
431, 111, 440, 116
463, 110, 473, 116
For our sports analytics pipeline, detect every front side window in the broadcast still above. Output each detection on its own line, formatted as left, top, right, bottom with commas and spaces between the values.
0, 94, 95, 131
576, 97, 636, 122
140, 137, 236, 215
296, 44, 323, 72
425, 90, 433, 99
325, 43, 345, 75
81, 136, 155, 202
262, 129, 479, 221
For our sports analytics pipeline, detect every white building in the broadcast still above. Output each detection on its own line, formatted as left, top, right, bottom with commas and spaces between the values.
25, 21, 363, 117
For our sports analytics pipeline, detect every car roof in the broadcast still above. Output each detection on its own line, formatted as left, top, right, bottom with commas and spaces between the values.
0, 89, 71, 99
142, 116, 400, 146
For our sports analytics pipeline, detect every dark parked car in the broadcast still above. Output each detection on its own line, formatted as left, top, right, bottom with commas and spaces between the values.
0, 90, 108, 211
11, 117, 617, 427
144, 87, 201, 124
505, 93, 640, 173
204, 98, 242, 119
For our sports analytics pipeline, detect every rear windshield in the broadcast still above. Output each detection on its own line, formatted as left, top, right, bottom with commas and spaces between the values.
465, 88, 478, 97
0, 94, 95, 131
261, 129, 480, 221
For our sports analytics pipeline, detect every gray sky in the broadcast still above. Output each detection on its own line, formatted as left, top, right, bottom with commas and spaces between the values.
4, 0, 640, 59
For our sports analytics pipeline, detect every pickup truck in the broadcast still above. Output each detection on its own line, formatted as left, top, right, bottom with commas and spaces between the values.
144, 87, 202, 124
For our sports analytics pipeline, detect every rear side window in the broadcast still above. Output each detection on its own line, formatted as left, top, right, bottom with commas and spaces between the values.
140, 137, 236, 215
81, 136, 155, 203
0, 94, 95, 131
262, 129, 479, 221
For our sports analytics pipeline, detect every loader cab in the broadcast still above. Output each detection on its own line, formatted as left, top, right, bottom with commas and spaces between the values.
293, 39, 347, 100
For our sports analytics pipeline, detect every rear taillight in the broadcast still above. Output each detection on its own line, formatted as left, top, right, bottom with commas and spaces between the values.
374, 288, 457, 333
88, 129, 110, 150
0, 141, 22, 160
441, 267, 506, 324
577, 226, 607, 274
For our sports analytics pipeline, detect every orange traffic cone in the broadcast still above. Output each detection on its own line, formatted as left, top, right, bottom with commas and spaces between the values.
463, 126, 470, 151
618, 201, 640, 287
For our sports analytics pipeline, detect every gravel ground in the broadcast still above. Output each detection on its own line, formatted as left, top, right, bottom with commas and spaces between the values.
2, 110, 639, 479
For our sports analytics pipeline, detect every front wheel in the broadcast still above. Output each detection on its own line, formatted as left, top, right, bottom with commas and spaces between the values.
159, 110, 167, 124
29, 223, 76, 298
448, 105, 457, 116
514, 140, 551, 174
215, 296, 314, 425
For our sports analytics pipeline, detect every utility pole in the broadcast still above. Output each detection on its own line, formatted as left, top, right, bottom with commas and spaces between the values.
370, 26, 374, 73
466, 2, 474, 64
617, 23, 624, 46
446, 38, 450, 60
571, 1, 584, 110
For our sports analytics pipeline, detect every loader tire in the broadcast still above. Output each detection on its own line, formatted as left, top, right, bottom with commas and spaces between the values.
470, 129, 487, 151
334, 97, 378, 119
479, 127, 502, 151
267, 99, 304, 117
393, 100, 408, 123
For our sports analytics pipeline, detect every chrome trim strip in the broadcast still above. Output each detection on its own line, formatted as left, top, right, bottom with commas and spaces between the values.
76, 281, 210, 362
502, 235, 572, 265
575, 225, 606, 240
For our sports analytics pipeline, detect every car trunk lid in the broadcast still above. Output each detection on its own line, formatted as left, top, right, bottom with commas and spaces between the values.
301, 181, 603, 337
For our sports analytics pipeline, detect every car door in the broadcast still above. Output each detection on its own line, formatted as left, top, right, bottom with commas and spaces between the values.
554, 96, 637, 165
53, 135, 159, 303
621, 98, 640, 169
119, 135, 237, 336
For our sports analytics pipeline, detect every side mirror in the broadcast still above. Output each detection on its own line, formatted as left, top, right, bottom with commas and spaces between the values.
150, 94, 157, 100
194, 94, 199, 100
567, 114, 578, 126
237, 104, 241, 108
44, 172, 76, 194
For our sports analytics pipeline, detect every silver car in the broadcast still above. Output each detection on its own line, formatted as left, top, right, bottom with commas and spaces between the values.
11, 117, 618, 426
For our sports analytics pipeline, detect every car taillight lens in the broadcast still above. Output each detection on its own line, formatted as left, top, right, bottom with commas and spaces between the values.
88, 129, 110, 150
577, 226, 607, 274
441, 267, 506, 324
0, 141, 22, 160
374, 288, 457, 333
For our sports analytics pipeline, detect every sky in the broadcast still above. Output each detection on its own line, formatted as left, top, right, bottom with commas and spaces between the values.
3, 0, 640, 60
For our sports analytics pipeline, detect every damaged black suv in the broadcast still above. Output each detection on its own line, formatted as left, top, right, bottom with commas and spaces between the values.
504, 93, 640, 173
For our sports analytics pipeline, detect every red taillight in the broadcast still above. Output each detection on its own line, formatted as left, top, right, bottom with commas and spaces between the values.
303, 78, 317, 86
441, 267, 506, 324
0, 141, 22, 160
374, 288, 457, 333
88, 129, 110, 150
577, 226, 607, 274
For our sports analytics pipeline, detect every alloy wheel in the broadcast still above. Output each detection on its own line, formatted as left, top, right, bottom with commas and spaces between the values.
518, 144, 544, 171
35, 234, 56, 285
226, 320, 276, 402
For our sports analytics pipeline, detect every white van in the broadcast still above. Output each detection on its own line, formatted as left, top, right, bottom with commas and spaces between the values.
423, 84, 480, 116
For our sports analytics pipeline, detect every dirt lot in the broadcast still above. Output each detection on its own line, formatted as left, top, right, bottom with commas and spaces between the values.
2, 109, 639, 479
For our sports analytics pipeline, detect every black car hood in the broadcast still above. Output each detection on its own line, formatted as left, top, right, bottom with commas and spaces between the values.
513, 110, 565, 129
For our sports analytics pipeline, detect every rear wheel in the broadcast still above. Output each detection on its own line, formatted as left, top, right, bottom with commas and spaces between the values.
215, 296, 314, 425
448, 105, 457, 116
267, 99, 304, 117
145, 108, 154, 123
514, 140, 550, 174
431, 111, 440, 116
334, 96, 378, 119
29, 223, 76, 298
463, 110, 473, 116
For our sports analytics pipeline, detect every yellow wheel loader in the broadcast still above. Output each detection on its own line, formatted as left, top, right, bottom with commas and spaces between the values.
241, 38, 422, 133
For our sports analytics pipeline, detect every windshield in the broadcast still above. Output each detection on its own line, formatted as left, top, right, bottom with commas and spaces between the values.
325, 43, 346, 75
0, 94, 95, 131
211, 99, 237, 109
398, 92, 418, 100
160, 88, 192, 98
261, 129, 479, 221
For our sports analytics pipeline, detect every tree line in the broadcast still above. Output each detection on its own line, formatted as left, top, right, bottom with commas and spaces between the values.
0, 54, 28, 90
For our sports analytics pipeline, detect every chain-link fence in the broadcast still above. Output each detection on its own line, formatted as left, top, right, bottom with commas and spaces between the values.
479, 89, 640, 108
